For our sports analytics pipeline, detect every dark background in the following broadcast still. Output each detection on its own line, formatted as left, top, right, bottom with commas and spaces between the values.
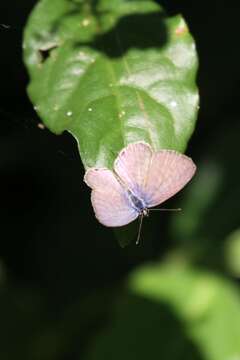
0, 1, 240, 359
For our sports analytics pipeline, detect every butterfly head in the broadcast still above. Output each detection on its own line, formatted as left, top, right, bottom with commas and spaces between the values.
141, 208, 149, 217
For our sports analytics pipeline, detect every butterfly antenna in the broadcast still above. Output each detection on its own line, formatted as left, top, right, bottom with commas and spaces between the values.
136, 213, 144, 245
149, 208, 182, 212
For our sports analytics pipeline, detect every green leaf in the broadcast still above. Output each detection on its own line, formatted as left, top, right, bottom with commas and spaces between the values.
23, 0, 199, 169
83, 260, 240, 360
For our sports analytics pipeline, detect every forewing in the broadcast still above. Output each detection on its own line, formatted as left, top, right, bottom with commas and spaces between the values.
114, 142, 153, 198
144, 150, 196, 207
84, 168, 138, 227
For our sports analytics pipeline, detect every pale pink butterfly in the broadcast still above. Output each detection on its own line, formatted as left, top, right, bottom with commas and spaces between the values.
84, 142, 196, 243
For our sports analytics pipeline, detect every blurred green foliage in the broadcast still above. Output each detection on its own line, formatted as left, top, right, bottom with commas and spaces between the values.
84, 261, 240, 360
0, 0, 240, 359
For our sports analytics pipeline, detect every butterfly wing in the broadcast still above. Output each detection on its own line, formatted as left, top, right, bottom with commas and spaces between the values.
114, 142, 152, 199
84, 168, 138, 227
144, 150, 196, 207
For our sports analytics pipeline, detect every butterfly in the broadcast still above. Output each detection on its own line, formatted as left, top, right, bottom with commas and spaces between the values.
84, 141, 196, 239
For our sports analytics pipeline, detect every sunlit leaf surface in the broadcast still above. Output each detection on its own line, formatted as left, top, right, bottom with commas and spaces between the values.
23, 0, 199, 168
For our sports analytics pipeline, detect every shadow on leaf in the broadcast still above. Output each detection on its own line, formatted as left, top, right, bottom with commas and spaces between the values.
74, 11, 168, 58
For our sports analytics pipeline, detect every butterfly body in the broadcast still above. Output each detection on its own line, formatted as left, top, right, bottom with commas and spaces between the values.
84, 142, 196, 227
126, 189, 147, 212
